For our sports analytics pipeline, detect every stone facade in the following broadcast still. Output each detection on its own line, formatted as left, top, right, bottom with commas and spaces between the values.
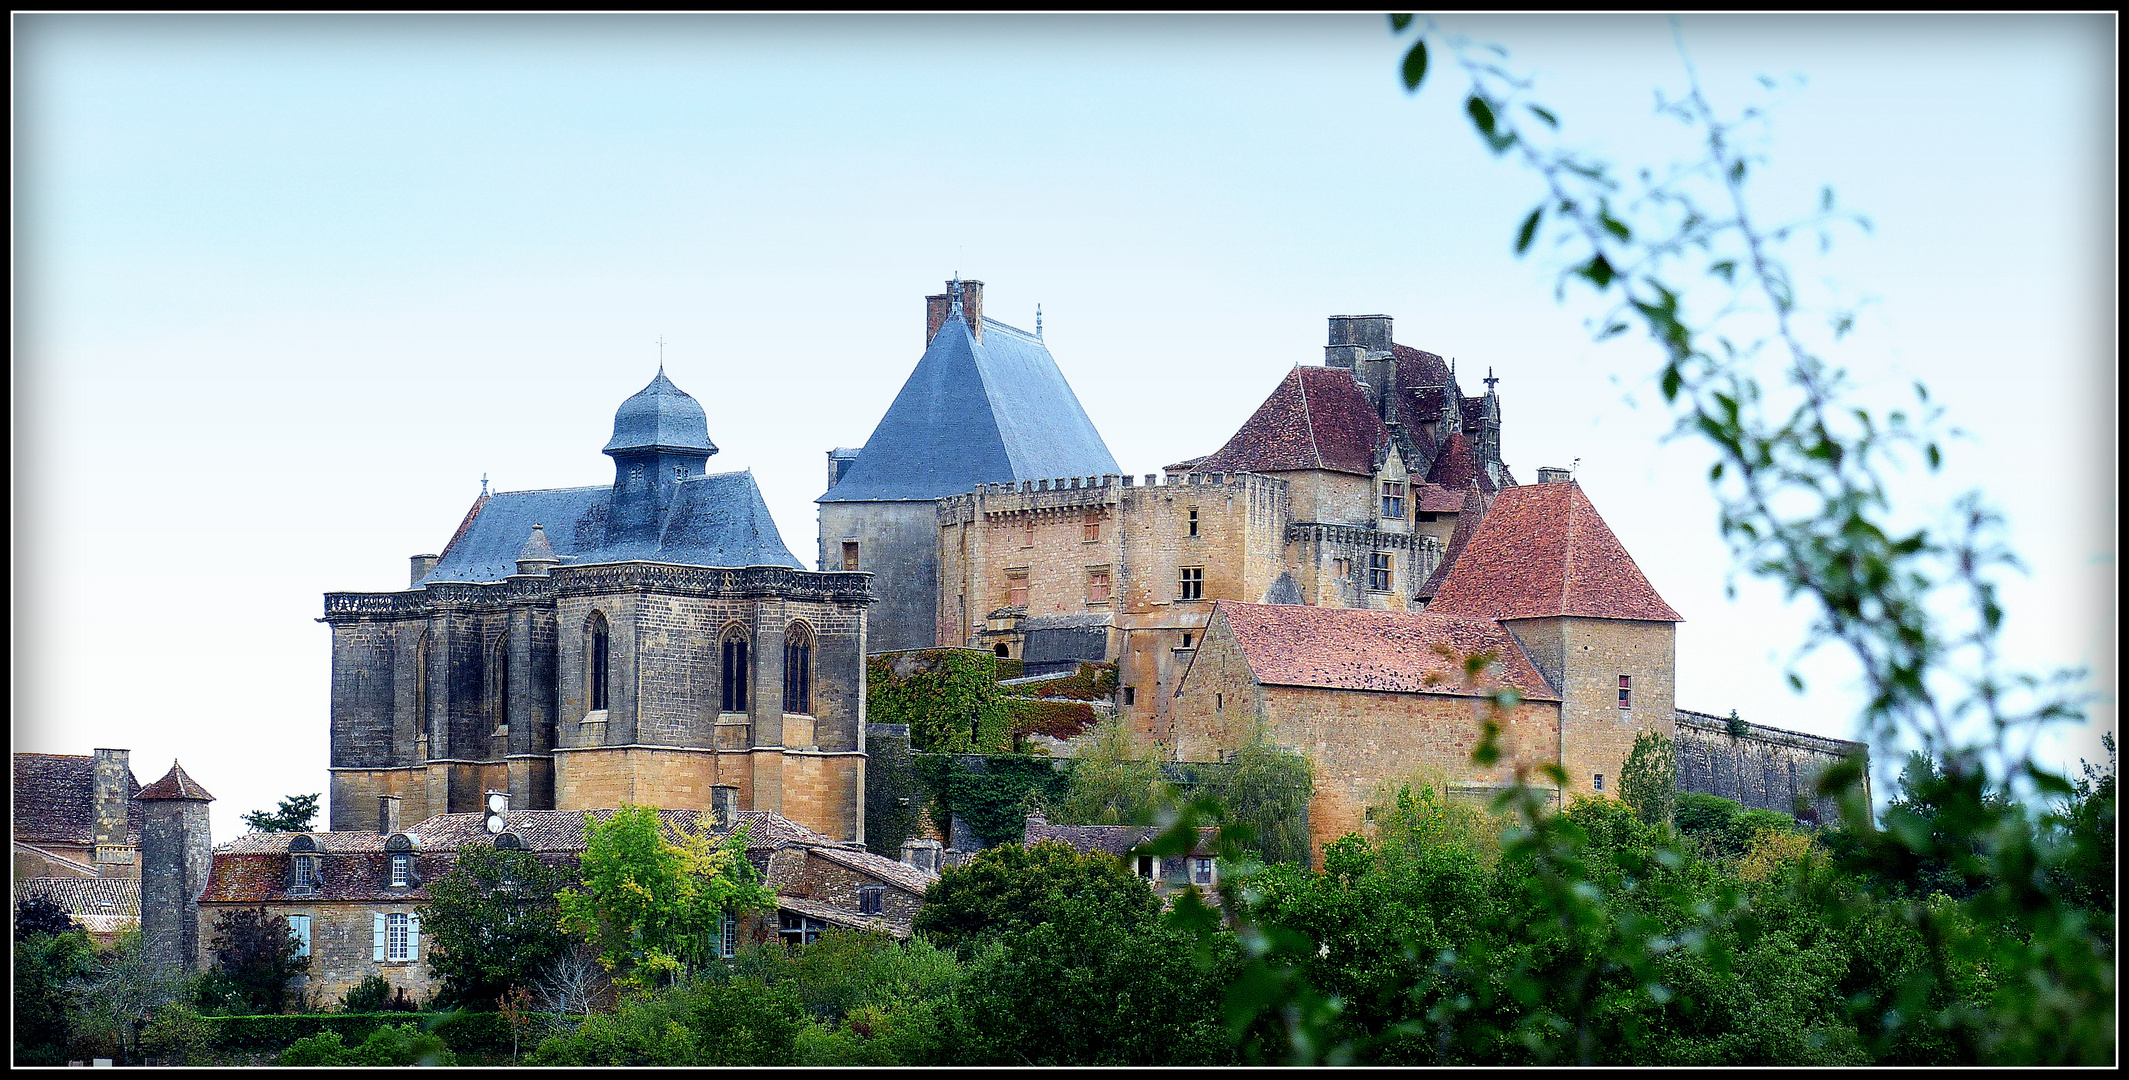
1502, 616, 1678, 800
12, 750, 143, 883
138, 762, 215, 974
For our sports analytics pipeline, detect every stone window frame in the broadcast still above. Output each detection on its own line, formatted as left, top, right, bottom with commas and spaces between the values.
1366, 552, 1393, 592
1380, 480, 1407, 521
1192, 857, 1216, 886
1005, 567, 1030, 610
491, 636, 511, 734
779, 911, 829, 948
1121, 686, 1136, 707
288, 835, 320, 895
858, 886, 885, 915
1082, 511, 1101, 543
1187, 508, 1200, 537
1022, 519, 1036, 548
840, 540, 860, 571
1132, 854, 1158, 882
1593, 773, 1605, 792
1085, 565, 1111, 606
1618, 675, 1632, 710
720, 625, 751, 714
586, 610, 612, 713
783, 621, 815, 717
1178, 566, 1205, 601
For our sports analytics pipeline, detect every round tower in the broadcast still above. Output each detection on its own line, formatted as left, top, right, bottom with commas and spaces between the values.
137, 761, 215, 974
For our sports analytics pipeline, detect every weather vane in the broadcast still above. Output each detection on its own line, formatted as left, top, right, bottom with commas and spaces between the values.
656, 334, 667, 372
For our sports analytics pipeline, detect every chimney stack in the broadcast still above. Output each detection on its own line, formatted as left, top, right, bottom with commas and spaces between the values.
924, 278, 986, 344
92, 748, 136, 878
410, 554, 440, 588
1536, 466, 1573, 484
900, 837, 943, 875
377, 795, 402, 835
711, 785, 740, 828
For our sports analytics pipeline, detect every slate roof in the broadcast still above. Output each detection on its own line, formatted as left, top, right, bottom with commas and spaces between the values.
420, 469, 802, 585
1194, 366, 1389, 476
11, 754, 144, 846
820, 314, 1119, 503
604, 369, 717, 454
1211, 600, 1559, 701
1023, 816, 1216, 858
20, 876, 140, 917
136, 761, 214, 802
1427, 482, 1683, 623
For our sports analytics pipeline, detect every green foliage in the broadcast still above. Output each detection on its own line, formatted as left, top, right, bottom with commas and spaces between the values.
16, 892, 77, 941
1001, 660, 1120, 702
527, 975, 806, 1065
913, 840, 1163, 956
1052, 717, 1163, 825
555, 805, 774, 988
419, 843, 574, 1008
276, 1021, 455, 1066
868, 649, 1016, 753
240, 792, 321, 834
139, 1003, 215, 1065
731, 930, 966, 1065
208, 907, 308, 1015
911, 754, 1069, 849
1003, 696, 1099, 741
336, 973, 415, 1014
1198, 732, 1315, 867
862, 723, 922, 858
12, 925, 95, 1064
1619, 730, 1678, 827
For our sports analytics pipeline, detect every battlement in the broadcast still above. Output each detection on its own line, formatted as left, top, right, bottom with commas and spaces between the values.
935, 471, 1290, 523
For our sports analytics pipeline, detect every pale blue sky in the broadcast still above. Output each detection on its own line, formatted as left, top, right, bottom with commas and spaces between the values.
15, 14, 2114, 837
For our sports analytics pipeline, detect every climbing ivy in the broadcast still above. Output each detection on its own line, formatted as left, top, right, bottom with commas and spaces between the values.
867, 649, 1016, 754
1005, 698, 1099, 741
1001, 662, 1120, 703
911, 755, 1072, 849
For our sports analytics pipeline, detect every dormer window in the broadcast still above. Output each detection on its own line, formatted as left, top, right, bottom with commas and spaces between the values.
390, 853, 411, 888
289, 835, 320, 893
293, 855, 319, 891
1380, 480, 1407, 520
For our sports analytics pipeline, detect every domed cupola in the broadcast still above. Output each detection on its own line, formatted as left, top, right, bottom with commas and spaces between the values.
603, 369, 717, 456
604, 367, 718, 548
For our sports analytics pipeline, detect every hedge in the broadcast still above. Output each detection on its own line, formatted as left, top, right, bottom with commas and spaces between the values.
203, 1009, 531, 1056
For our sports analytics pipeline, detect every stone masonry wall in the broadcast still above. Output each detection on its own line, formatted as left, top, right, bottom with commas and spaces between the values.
821, 501, 936, 654
1675, 711, 1869, 823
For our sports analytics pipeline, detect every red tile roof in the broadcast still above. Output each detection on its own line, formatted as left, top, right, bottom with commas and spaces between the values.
136, 761, 214, 802
1426, 431, 1480, 490
1212, 600, 1558, 700
1196, 366, 1388, 476
1427, 482, 1682, 622
1414, 482, 1468, 513
1417, 487, 1489, 601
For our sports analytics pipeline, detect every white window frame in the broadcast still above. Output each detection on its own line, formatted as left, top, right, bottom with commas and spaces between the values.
390, 853, 410, 887
292, 854, 318, 892
1192, 858, 1216, 886
387, 912, 412, 962
720, 912, 739, 959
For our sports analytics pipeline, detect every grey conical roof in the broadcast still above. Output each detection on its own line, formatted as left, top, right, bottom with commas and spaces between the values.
516, 523, 559, 564
604, 369, 717, 455
820, 313, 1119, 503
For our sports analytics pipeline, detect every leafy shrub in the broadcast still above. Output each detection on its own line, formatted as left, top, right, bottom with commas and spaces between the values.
528, 977, 804, 1065
140, 1004, 216, 1065
912, 754, 1069, 848
15, 892, 77, 942
868, 649, 1017, 753
337, 974, 415, 1014
276, 1022, 454, 1066
1004, 697, 1098, 741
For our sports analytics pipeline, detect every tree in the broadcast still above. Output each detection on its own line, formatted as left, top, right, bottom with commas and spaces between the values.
912, 840, 1163, 955
1053, 717, 1163, 826
1198, 732, 1315, 867
1618, 730, 1678, 828
13, 922, 95, 1064
66, 931, 184, 1064
419, 843, 574, 1008
527, 974, 807, 1066
207, 907, 308, 1014
16, 892, 78, 942
555, 805, 774, 988
240, 793, 321, 834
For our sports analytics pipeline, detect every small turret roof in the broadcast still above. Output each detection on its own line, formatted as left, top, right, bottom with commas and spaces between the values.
516, 523, 558, 565
137, 761, 214, 801
604, 369, 717, 455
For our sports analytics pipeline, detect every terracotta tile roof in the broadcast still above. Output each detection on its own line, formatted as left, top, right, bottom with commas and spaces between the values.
136, 761, 214, 802
11, 754, 143, 846
1393, 343, 1454, 393
1213, 600, 1558, 701
401, 808, 830, 853
20, 876, 140, 917
1022, 817, 1215, 858
1426, 431, 1480, 491
1196, 366, 1388, 477
1427, 482, 1682, 622
1413, 482, 1468, 513
1417, 487, 1489, 601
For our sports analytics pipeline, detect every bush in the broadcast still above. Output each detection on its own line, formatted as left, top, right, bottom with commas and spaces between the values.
276, 1022, 454, 1066
140, 1004, 216, 1065
15, 892, 77, 942
528, 977, 805, 1065
337, 973, 415, 1014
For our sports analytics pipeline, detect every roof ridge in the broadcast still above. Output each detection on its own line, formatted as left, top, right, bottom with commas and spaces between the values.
1293, 367, 1324, 470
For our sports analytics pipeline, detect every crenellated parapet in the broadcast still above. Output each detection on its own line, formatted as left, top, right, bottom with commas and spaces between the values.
937, 470, 1291, 524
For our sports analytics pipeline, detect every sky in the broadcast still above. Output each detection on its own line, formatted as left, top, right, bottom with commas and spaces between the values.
14, 14, 2114, 839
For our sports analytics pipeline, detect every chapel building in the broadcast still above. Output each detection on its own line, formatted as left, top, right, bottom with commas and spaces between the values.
321, 368, 873, 844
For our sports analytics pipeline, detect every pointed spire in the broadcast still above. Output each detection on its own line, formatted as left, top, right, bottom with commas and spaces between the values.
948, 272, 965, 316
1035, 303, 1043, 339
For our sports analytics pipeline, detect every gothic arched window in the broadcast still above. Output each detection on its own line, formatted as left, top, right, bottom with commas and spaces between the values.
587, 611, 611, 712
783, 623, 814, 716
493, 639, 510, 730
720, 628, 750, 714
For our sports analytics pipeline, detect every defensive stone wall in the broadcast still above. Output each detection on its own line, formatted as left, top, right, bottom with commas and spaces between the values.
1674, 709, 1870, 823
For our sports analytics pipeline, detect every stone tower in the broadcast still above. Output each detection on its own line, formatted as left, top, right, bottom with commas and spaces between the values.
137, 760, 215, 973
91, 747, 139, 879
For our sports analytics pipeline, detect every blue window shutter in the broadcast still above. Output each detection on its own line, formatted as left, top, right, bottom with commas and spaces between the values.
407, 912, 421, 960
373, 913, 386, 961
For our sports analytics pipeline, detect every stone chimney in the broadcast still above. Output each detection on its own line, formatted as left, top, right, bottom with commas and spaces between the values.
92, 748, 136, 878
1327, 315, 1397, 410
900, 837, 943, 875
825, 447, 861, 492
1537, 466, 1573, 484
377, 794, 402, 835
710, 785, 740, 829
409, 554, 441, 588
925, 278, 986, 344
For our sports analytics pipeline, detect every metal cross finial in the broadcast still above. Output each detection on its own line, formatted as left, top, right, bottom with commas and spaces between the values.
1569, 457, 1581, 481
1036, 304, 1043, 339
1484, 366, 1499, 392
656, 334, 667, 373
481, 473, 489, 496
